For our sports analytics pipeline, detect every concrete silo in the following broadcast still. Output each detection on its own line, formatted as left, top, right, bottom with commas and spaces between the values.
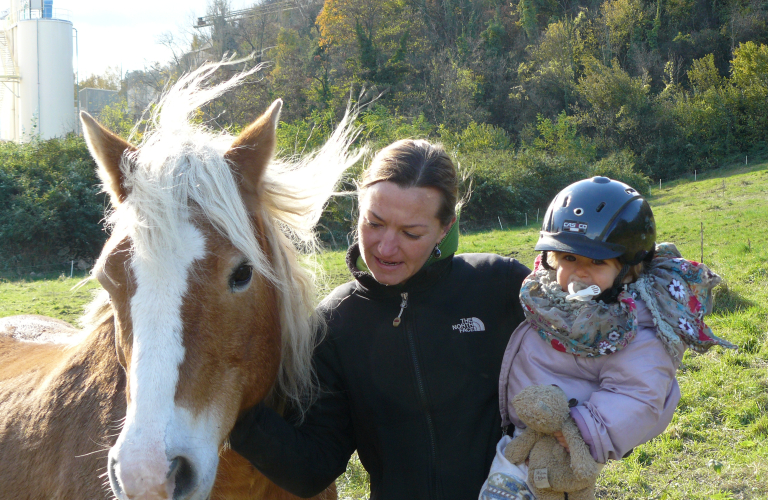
0, 0, 75, 142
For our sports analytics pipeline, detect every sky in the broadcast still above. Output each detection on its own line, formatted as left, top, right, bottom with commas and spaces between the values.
43, 0, 251, 79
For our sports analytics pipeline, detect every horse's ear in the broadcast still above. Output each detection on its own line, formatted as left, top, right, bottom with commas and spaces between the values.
81, 111, 136, 206
225, 99, 282, 195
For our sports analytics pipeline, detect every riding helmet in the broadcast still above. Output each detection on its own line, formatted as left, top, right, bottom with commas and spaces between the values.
535, 176, 656, 266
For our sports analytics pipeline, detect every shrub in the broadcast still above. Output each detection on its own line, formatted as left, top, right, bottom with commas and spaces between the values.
591, 150, 651, 194
439, 121, 512, 154
0, 136, 106, 270
458, 148, 597, 228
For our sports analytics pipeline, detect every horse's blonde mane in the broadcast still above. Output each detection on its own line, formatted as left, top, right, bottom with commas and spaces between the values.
85, 59, 363, 413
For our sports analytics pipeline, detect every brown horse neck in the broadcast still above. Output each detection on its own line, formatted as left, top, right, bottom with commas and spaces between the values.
65, 313, 124, 382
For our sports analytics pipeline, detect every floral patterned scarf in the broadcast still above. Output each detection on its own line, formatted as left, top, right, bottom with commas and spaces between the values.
519, 243, 736, 359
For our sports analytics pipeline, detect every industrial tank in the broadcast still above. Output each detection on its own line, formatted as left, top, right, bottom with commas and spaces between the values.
0, 0, 75, 141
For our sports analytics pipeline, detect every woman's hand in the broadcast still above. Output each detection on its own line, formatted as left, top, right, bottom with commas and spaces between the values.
553, 431, 570, 453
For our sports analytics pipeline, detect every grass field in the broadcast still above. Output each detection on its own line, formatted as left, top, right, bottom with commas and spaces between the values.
2, 160, 766, 499
0, 272, 100, 325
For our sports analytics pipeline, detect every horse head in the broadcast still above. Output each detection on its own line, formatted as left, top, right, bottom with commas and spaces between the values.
79, 63, 360, 500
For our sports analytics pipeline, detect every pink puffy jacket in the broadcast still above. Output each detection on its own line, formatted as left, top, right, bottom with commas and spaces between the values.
499, 298, 686, 463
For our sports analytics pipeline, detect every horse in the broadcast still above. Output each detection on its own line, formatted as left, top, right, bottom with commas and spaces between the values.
0, 61, 362, 500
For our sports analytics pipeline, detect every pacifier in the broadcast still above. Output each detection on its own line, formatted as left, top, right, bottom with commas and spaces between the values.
565, 282, 601, 301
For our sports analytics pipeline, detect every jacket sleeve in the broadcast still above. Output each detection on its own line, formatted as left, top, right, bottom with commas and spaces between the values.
569, 328, 684, 463
507, 259, 531, 327
228, 335, 356, 498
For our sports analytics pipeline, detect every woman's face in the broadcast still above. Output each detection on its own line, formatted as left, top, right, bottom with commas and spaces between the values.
358, 181, 451, 286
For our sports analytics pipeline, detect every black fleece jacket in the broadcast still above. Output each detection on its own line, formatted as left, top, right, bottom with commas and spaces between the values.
229, 245, 530, 500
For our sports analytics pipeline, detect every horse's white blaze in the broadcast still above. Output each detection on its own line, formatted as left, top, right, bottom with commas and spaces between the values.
110, 221, 207, 498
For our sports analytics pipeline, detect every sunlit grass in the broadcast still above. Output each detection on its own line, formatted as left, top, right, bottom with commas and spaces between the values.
0, 273, 101, 325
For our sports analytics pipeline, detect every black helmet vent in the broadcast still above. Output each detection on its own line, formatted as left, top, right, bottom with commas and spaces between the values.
573, 208, 584, 216
625, 188, 637, 195
596, 202, 606, 212
562, 196, 571, 207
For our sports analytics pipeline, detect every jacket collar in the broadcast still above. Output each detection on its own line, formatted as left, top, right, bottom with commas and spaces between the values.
346, 243, 453, 299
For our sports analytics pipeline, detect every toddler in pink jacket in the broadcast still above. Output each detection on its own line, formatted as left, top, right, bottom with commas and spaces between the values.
480, 177, 734, 500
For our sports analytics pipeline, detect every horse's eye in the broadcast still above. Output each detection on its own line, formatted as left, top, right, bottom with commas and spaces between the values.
229, 264, 253, 290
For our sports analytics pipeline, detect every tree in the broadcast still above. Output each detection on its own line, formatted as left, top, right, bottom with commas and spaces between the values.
724, 0, 768, 53
528, 111, 597, 163
428, 52, 488, 130
730, 41, 768, 89
513, 14, 594, 125
316, 0, 427, 90
421, 0, 480, 48
688, 53, 723, 93
98, 98, 137, 140
79, 66, 122, 91
600, 0, 649, 63
518, 0, 539, 40
316, 0, 384, 49
575, 58, 652, 151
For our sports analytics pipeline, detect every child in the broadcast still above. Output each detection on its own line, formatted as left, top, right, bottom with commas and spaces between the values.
480, 176, 735, 499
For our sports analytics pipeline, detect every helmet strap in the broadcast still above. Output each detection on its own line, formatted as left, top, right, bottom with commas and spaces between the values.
643, 247, 656, 263
540, 251, 553, 270
615, 263, 630, 287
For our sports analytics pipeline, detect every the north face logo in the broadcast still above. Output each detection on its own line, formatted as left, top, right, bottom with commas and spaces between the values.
452, 317, 486, 332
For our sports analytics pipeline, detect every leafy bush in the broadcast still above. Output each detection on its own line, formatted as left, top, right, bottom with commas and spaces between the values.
439, 121, 512, 154
276, 108, 340, 155
0, 136, 106, 270
590, 150, 651, 194
670, 82, 768, 169
458, 148, 607, 228
98, 98, 137, 140
359, 105, 435, 151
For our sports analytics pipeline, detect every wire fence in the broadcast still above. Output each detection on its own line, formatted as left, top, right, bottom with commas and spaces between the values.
0, 261, 92, 282
0, 211, 546, 278
316, 212, 545, 252
460, 212, 544, 231
1, 206, 549, 278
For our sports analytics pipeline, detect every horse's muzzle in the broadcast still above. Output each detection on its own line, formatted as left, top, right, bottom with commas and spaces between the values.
108, 452, 200, 500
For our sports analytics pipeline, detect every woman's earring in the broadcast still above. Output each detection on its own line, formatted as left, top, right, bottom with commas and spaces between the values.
433, 244, 441, 259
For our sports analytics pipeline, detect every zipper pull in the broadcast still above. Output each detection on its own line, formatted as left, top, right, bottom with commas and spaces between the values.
393, 292, 408, 327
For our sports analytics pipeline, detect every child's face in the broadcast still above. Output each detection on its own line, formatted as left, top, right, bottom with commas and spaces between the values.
554, 252, 622, 293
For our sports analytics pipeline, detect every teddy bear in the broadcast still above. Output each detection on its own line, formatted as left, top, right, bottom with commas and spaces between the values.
504, 384, 600, 500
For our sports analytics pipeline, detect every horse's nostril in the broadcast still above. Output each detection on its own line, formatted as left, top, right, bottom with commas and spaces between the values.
108, 456, 124, 497
170, 456, 196, 500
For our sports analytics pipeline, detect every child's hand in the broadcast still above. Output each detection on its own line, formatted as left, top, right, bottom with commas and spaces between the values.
553, 431, 570, 453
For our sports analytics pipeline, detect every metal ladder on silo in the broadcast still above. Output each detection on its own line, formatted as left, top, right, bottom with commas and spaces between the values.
0, 30, 20, 105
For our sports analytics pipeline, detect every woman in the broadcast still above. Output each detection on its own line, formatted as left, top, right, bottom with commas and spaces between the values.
230, 139, 530, 499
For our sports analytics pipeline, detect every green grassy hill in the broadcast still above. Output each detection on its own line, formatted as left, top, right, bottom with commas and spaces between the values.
2, 160, 767, 499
